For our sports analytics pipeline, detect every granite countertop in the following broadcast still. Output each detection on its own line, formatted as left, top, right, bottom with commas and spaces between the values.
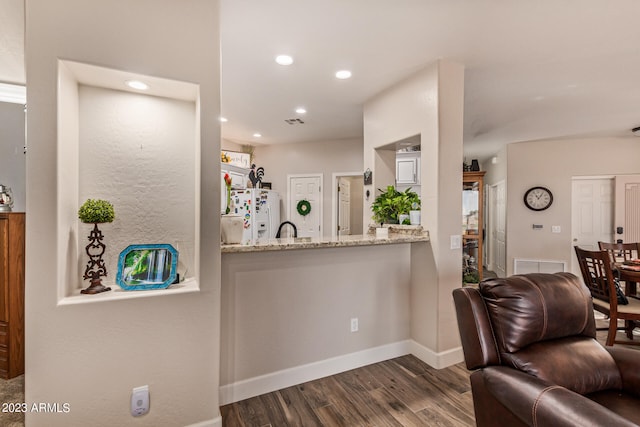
221, 228, 429, 253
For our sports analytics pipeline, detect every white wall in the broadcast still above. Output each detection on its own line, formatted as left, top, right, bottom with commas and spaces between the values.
77, 85, 197, 282
0, 0, 25, 84
25, 1, 221, 426
253, 138, 363, 235
363, 60, 465, 357
482, 146, 507, 188
220, 244, 411, 400
221, 138, 244, 152
506, 136, 640, 276
0, 101, 25, 212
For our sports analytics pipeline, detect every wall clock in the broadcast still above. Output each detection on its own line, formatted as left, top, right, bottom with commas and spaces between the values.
524, 186, 553, 211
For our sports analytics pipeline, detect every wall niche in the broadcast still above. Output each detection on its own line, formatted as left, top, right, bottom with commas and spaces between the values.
57, 60, 201, 304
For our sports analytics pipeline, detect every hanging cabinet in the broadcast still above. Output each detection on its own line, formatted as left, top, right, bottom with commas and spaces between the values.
462, 172, 485, 283
396, 152, 420, 185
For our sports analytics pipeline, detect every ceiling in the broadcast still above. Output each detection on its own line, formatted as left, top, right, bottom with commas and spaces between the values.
4, 1, 640, 162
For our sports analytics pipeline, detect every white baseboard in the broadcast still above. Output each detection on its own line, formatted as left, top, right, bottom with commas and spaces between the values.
184, 416, 222, 427
409, 340, 464, 369
219, 340, 465, 405
220, 341, 411, 405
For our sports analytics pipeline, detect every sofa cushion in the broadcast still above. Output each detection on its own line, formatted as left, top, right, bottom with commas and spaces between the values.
480, 272, 595, 353
503, 336, 621, 395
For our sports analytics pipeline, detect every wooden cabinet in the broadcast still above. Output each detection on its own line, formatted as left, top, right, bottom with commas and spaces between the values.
0, 213, 25, 379
396, 153, 420, 185
463, 172, 485, 283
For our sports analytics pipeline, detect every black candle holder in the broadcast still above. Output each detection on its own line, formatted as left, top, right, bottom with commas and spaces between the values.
81, 223, 111, 294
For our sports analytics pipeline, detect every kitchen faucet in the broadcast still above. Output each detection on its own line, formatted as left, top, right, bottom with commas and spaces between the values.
275, 221, 297, 238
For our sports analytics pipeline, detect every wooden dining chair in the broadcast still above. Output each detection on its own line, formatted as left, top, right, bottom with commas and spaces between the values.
575, 246, 640, 346
598, 240, 640, 263
598, 241, 640, 297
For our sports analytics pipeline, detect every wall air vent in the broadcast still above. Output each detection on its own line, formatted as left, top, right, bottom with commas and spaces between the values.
285, 118, 305, 125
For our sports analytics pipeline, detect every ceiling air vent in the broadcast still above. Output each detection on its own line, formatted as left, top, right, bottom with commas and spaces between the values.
285, 118, 305, 125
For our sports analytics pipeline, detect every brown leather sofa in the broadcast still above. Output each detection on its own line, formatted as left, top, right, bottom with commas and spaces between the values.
453, 273, 640, 427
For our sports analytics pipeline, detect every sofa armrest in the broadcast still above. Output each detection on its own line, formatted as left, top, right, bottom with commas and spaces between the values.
607, 346, 640, 398
452, 287, 500, 369
482, 366, 637, 427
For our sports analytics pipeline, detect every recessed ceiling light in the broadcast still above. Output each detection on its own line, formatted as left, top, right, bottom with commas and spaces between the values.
219, 117, 228, 123
125, 80, 149, 90
335, 70, 352, 80
295, 107, 307, 114
253, 133, 262, 138
275, 55, 294, 66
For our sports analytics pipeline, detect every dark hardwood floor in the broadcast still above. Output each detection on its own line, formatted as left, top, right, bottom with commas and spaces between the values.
221, 317, 640, 427
221, 355, 474, 427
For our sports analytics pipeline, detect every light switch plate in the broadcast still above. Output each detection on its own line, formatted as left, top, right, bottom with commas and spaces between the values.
451, 235, 461, 250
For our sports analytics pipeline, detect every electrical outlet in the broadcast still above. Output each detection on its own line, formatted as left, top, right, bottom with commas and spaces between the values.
350, 318, 359, 332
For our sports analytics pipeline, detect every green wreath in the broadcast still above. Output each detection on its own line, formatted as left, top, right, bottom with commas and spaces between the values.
296, 199, 311, 216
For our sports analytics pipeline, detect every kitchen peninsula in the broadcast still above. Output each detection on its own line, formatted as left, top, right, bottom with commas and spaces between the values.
220, 227, 429, 253
219, 227, 442, 405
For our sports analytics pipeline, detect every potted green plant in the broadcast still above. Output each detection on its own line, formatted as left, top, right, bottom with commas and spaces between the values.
371, 185, 401, 224
463, 270, 480, 285
371, 186, 421, 225
78, 199, 115, 294
397, 188, 420, 225
408, 190, 421, 225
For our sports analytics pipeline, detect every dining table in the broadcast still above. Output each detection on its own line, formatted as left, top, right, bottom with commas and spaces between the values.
616, 263, 640, 296
614, 263, 640, 339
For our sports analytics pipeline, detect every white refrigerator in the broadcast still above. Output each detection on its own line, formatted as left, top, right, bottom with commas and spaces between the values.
224, 189, 280, 244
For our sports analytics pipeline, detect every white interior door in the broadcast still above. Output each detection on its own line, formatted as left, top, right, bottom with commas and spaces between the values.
571, 178, 614, 275
338, 177, 351, 236
614, 175, 640, 243
488, 181, 506, 278
288, 174, 322, 238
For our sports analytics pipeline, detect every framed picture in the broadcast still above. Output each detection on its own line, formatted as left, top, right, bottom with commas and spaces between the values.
221, 150, 251, 168
116, 244, 178, 291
